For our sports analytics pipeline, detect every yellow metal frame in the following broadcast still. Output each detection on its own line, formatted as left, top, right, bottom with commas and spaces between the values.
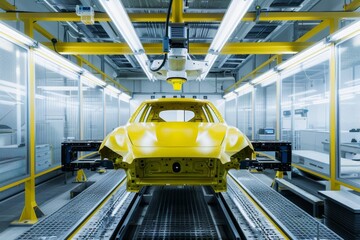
34, 166, 62, 178
292, 164, 330, 181
0, 177, 30, 192
75, 169, 87, 182
328, 20, 341, 191
41, 42, 313, 55
15, 20, 40, 224
0, 0, 16, 11
329, 43, 339, 191
172, 0, 184, 23
344, 0, 360, 11
1, 11, 360, 22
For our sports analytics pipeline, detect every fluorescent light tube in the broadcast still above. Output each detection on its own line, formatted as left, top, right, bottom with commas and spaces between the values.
279, 50, 330, 79
0, 100, 18, 106
99, 0, 143, 52
223, 91, 237, 101
35, 44, 83, 73
35, 54, 80, 80
277, 41, 329, 71
45, 91, 70, 98
0, 39, 15, 52
210, 0, 254, 53
99, 0, 154, 81
289, 89, 317, 98
82, 71, 107, 87
119, 92, 132, 102
261, 77, 277, 87
339, 85, 360, 95
251, 69, 276, 85
105, 85, 121, 94
200, 54, 218, 80
234, 83, 253, 96
0, 22, 35, 46
37, 86, 82, 91
329, 20, 360, 42
201, 0, 253, 81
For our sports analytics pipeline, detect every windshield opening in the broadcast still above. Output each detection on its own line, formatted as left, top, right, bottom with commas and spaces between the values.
131, 101, 221, 123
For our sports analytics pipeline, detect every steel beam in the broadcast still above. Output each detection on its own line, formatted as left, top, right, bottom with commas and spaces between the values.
0, 0, 16, 11
344, 0, 360, 11
172, 0, 184, 23
1, 12, 360, 22
296, 20, 330, 42
42, 42, 313, 55
16, 20, 41, 224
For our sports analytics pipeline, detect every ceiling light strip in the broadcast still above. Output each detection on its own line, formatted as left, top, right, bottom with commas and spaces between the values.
99, 0, 153, 81
201, 0, 254, 80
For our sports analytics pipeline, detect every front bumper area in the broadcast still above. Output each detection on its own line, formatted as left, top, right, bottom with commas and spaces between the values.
124, 157, 239, 192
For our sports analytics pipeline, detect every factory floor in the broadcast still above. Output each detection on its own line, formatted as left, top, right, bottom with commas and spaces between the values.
0, 170, 95, 239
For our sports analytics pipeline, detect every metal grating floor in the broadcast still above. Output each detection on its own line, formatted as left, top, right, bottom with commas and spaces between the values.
17, 170, 126, 240
223, 177, 284, 239
229, 170, 342, 240
73, 185, 135, 239
135, 186, 219, 239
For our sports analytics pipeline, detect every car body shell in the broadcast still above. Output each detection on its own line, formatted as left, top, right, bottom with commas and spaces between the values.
99, 98, 254, 192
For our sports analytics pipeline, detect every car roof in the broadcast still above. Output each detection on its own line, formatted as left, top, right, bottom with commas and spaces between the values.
142, 98, 211, 104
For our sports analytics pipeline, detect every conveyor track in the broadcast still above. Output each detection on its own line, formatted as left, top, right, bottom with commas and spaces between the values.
222, 177, 285, 239
72, 185, 136, 239
229, 170, 342, 239
17, 170, 126, 240
119, 186, 239, 239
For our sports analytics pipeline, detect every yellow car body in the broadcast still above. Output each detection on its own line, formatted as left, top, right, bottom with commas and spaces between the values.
99, 98, 254, 192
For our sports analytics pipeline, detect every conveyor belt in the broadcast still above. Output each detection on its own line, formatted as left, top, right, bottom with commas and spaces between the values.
222, 177, 285, 239
229, 170, 342, 239
17, 170, 126, 240
135, 186, 220, 239
72, 185, 136, 239
118, 186, 244, 239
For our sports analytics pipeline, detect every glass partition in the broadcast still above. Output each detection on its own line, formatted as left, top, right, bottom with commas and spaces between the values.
82, 79, 104, 140
237, 92, 253, 140
225, 98, 237, 127
254, 82, 276, 140
120, 100, 130, 125
0, 37, 28, 185
105, 91, 119, 134
337, 34, 360, 186
35, 54, 80, 173
281, 50, 330, 176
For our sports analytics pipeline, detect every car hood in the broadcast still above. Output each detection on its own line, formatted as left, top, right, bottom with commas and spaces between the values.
127, 122, 227, 147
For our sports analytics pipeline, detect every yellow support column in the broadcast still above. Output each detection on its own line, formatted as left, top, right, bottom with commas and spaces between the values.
172, 0, 184, 23
329, 20, 340, 191
17, 20, 43, 224
75, 169, 87, 182
275, 56, 281, 141
275, 55, 284, 179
